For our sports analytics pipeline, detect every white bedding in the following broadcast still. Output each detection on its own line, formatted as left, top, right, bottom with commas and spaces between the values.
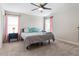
21, 32, 46, 40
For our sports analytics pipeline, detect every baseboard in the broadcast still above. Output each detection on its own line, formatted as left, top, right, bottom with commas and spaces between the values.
56, 37, 79, 46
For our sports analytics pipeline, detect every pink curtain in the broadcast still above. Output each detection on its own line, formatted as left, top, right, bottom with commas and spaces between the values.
18, 16, 20, 34
50, 16, 53, 32
4, 15, 8, 41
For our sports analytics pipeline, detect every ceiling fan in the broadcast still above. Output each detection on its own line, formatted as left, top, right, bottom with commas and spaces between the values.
30, 3, 52, 12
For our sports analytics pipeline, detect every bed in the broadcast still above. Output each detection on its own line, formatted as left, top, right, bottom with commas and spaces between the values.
21, 32, 55, 49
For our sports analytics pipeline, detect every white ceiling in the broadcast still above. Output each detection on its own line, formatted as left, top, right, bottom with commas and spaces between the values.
0, 3, 65, 16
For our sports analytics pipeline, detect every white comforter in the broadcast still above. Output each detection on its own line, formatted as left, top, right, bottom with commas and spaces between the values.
21, 32, 46, 40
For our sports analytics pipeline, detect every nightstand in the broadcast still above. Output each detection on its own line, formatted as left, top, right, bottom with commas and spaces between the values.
8, 33, 18, 42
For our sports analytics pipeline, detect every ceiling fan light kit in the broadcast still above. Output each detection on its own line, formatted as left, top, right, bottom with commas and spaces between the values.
38, 8, 43, 11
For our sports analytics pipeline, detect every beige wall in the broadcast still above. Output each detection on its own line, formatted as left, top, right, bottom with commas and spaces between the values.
20, 14, 43, 31
52, 4, 79, 42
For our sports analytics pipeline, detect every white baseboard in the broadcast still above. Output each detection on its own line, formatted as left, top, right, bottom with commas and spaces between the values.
56, 37, 79, 46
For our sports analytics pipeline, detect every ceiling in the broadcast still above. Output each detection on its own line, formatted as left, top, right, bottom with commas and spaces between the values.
0, 3, 65, 16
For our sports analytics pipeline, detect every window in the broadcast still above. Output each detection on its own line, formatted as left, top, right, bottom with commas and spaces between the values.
45, 16, 53, 32
7, 15, 19, 34
45, 19, 50, 32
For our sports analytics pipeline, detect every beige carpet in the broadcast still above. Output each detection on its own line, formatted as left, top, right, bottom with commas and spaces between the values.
0, 40, 79, 56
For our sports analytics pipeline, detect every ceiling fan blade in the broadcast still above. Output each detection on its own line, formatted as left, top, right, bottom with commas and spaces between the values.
43, 7, 52, 10
31, 8, 38, 11
42, 3, 48, 6
30, 3, 40, 7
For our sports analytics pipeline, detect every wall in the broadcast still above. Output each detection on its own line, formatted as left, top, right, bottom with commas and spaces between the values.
0, 6, 3, 48
20, 14, 43, 31
52, 4, 79, 42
